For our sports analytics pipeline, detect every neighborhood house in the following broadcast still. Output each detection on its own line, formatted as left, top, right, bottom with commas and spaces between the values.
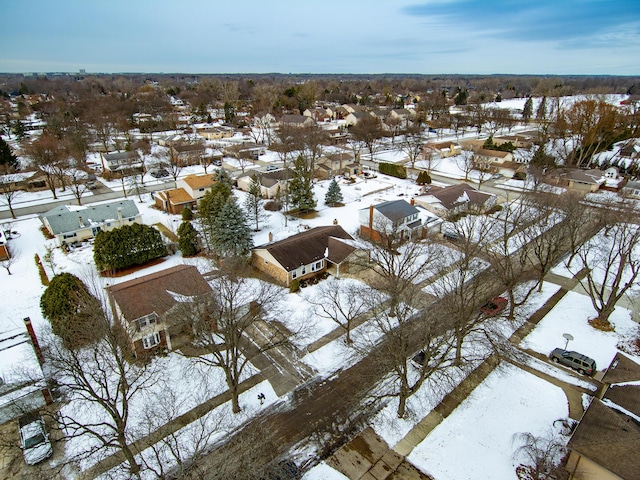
154, 173, 216, 214
106, 264, 212, 357
40, 199, 142, 246
359, 199, 423, 241
252, 225, 358, 286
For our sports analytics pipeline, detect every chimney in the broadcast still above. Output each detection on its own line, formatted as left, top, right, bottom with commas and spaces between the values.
410, 198, 415, 206
78, 216, 84, 228
333, 218, 338, 225
24, 317, 45, 367
117, 207, 123, 221
268, 232, 273, 243
369, 204, 374, 237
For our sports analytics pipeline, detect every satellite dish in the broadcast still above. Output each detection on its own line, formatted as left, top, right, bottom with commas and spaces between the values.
562, 333, 574, 341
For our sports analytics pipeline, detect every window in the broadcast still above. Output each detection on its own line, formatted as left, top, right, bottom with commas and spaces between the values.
311, 260, 323, 272
142, 332, 160, 349
63, 233, 77, 239
137, 313, 157, 330
291, 269, 298, 279
301, 265, 306, 275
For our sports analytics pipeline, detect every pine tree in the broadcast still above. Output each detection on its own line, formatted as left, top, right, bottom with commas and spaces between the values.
0, 138, 19, 171
536, 96, 547, 121
522, 97, 533, 123
416, 170, 432, 185
199, 170, 233, 251
177, 221, 199, 257
244, 174, 266, 231
211, 196, 253, 257
324, 178, 344, 207
288, 155, 316, 212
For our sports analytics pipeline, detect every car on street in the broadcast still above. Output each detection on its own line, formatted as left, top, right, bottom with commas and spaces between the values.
480, 297, 508, 316
549, 348, 597, 376
149, 168, 170, 178
19, 413, 53, 465
266, 164, 280, 171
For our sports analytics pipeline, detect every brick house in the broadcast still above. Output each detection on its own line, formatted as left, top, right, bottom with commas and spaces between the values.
252, 225, 358, 286
106, 264, 212, 358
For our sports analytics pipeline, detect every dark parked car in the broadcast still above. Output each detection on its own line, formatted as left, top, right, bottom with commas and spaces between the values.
150, 169, 170, 178
550, 348, 597, 376
480, 297, 508, 316
410, 350, 427, 369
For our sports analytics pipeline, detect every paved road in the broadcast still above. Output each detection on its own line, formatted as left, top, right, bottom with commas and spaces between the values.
0, 180, 176, 220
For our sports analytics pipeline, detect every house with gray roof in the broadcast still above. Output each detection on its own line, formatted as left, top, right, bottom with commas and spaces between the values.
40, 199, 142, 246
236, 169, 293, 199
100, 150, 142, 173
359, 199, 423, 241
252, 225, 358, 286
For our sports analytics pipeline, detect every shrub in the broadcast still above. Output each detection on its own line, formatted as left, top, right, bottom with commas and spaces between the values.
513, 171, 527, 181
378, 162, 407, 179
416, 170, 432, 185
264, 200, 282, 211
93, 223, 166, 273
289, 279, 300, 293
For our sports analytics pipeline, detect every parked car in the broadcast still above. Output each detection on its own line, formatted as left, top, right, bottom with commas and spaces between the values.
266, 164, 280, 171
550, 348, 597, 376
18, 413, 53, 465
149, 168, 170, 178
410, 350, 427, 369
86, 180, 98, 190
480, 297, 508, 316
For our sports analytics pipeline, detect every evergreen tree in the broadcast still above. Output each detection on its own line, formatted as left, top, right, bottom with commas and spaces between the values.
177, 220, 199, 257
522, 97, 533, 122
288, 155, 316, 212
324, 178, 344, 207
211, 196, 253, 257
199, 169, 233, 250
40, 273, 104, 347
416, 170, 432, 185
0, 138, 19, 171
11, 120, 26, 140
536, 96, 547, 121
181, 206, 193, 221
244, 174, 266, 231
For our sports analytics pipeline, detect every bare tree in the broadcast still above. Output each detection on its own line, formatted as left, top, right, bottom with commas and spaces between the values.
305, 278, 370, 344
0, 172, 23, 219
24, 134, 68, 199
179, 264, 286, 413
0, 242, 19, 275
67, 167, 90, 205
399, 125, 425, 169
456, 150, 475, 181
512, 429, 569, 480
575, 216, 640, 327
349, 115, 384, 162
431, 214, 496, 363
43, 291, 162, 479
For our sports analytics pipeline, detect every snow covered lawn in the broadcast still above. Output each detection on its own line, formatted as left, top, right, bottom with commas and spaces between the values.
407, 362, 569, 480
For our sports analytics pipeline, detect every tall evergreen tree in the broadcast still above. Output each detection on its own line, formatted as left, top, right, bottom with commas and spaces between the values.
536, 96, 547, 121
244, 174, 266, 231
199, 169, 233, 251
522, 97, 533, 123
288, 155, 316, 212
0, 138, 19, 171
177, 220, 199, 257
211, 196, 253, 257
324, 178, 344, 207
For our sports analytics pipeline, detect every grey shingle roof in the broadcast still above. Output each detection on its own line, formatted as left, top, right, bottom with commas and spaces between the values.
41, 200, 140, 235
255, 225, 354, 271
372, 200, 419, 222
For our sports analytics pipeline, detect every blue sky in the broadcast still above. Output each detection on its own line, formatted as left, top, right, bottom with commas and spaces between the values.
1, 0, 639, 74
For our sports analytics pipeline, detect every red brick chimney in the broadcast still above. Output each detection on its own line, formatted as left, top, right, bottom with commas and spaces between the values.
23, 317, 44, 367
